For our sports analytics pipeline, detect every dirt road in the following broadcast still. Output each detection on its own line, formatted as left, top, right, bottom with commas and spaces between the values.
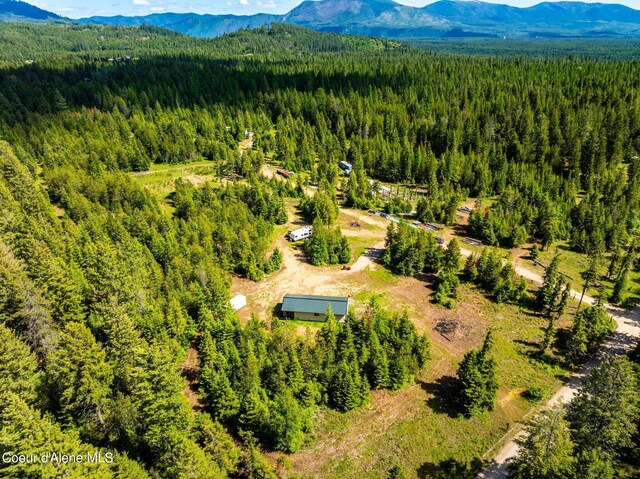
458, 240, 640, 479
344, 216, 640, 478
350, 241, 386, 272
459, 247, 589, 305
477, 283, 640, 478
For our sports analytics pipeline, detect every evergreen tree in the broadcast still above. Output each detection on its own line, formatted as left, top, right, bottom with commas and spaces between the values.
195, 413, 241, 475
434, 239, 461, 308
568, 356, 639, 456
565, 307, 614, 364
574, 448, 615, 479
48, 322, 113, 437
456, 330, 498, 416
331, 360, 365, 412
269, 390, 311, 453
610, 266, 629, 304
239, 431, 278, 479
238, 388, 271, 440
0, 392, 134, 478
577, 254, 600, 312
0, 324, 42, 404
463, 253, 478, 282
368, 331, 390, 389
536, 256, 570, 318
508, 405, 575, 479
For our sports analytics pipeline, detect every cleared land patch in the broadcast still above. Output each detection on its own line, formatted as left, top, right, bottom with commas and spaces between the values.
228, 201, 573, 478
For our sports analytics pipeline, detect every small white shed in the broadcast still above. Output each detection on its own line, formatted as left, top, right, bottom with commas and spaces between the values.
230, 294, 247, 311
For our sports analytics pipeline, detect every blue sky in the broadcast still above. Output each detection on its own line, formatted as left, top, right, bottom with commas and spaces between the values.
30, 0, 640, 19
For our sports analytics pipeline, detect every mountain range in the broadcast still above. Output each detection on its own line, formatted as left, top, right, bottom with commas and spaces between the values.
2, 0, 640, 38
0, 0, 64, 23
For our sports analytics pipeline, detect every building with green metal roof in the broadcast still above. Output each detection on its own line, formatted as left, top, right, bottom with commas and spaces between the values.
281, 294, 349, 322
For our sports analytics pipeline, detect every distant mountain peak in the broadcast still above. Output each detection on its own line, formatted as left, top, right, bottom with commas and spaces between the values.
3, 0, 640, 39
0, 0, 64, 22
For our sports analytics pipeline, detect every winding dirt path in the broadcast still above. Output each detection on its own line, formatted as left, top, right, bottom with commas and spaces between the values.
369, 216, 640, 478
335, 212, 640, 478
477, 278, 640, 478
349, 241, 385, 272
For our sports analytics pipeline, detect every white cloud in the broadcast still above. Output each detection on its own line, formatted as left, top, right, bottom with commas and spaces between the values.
257, 0, 278, 9
132, 0, 150, 5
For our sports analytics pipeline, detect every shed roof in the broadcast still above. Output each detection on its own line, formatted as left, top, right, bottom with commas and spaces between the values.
281, 294, 349, 316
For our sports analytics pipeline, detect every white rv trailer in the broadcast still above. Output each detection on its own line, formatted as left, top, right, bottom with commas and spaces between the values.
287, 226, 314, 242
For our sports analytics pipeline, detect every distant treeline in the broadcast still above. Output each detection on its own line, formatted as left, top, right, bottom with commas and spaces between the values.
409, 38, 640, 60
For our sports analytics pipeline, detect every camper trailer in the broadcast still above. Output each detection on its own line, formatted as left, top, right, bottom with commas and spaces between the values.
287, 226, 314, 242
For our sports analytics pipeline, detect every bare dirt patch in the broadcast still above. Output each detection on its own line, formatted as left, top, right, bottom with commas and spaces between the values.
232, 207, 392, 323
181, 342, 205, 411
53, 205, 65, 218
238, 138, 253, 154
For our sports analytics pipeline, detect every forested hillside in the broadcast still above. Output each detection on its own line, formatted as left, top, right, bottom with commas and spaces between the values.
0, 22, 639, 478
0, 23, 404, 63
0, 0, 64, 23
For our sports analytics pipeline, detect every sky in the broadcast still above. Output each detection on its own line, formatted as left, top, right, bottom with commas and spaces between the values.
28, 0, 640, 19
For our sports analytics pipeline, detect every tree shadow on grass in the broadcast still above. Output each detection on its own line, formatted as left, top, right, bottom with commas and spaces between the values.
512, 323, 567, 368
513, 338, 539, 350
524, 346, 562, 366
419, 376, 463, 419
519, 292, 541, 313
417, 457, 483, 479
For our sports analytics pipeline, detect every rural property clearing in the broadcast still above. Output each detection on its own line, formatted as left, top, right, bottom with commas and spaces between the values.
478, 298, 640, 478
230, 202, 582, 478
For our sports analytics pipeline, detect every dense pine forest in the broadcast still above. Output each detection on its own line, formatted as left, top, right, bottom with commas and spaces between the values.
409, 38, 640, 60
1, 21, 640, 478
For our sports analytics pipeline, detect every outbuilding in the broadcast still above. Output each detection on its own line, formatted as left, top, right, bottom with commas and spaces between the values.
230, 294, 247, 311
281, 294, 349, 322
338, 161, 353, 175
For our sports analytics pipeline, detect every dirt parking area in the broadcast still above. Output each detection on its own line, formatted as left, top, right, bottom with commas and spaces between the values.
231, 206, 394, 321
231, 206, 362, 322
231, 205, 490, 356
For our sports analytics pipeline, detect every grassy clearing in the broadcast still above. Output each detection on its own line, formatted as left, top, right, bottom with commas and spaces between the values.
535, 242, 599, 293
280, 318, 325, 329
364, 265, 399, 287
353, 290, 389, 304
347, 235, 383, 261
290, 286, 571, 479
130, 161, 219, 200
535, 241, 640, 304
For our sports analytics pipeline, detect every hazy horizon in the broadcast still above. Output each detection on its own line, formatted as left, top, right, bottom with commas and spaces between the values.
27, 0, 640, 20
